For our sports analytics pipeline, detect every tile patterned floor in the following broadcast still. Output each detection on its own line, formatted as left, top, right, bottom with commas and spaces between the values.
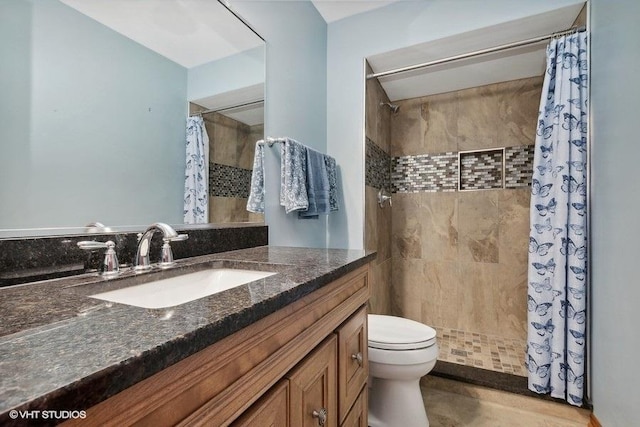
434, 326, 527, 377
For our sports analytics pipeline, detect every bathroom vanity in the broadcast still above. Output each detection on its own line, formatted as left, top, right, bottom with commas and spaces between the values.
0, 246, 374, 427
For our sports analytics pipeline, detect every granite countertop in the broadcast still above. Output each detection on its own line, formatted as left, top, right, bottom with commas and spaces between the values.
0, 246, 376, 425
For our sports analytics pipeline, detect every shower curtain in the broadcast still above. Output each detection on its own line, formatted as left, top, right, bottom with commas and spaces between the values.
526, 30, 588, 406
183, 115, 209, 224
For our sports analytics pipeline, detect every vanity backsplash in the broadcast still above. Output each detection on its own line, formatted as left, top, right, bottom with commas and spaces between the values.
0, 225, 268, 287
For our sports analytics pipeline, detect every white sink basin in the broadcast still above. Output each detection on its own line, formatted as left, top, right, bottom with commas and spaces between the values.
90, 268, 277, 309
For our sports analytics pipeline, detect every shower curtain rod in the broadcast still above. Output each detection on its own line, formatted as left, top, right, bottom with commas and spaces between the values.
193, 99, 264, 116
366, 26, 585, 80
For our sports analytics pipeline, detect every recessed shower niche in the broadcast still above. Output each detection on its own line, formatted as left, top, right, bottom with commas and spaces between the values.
458, 148, 505, 191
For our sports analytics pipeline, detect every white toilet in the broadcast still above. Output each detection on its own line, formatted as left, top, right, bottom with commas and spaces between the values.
367, 314, 438, 427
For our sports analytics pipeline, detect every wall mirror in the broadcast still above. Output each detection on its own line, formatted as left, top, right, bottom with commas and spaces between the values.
0, 0, 265, 238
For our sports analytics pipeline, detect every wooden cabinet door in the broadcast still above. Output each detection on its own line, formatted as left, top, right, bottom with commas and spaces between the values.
231, 380, 289, 427
340, 388, 367, 427
287, 335, 337, 427
337, 307, 368, 423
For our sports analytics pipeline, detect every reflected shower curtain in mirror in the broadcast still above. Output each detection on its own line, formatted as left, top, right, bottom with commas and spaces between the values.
527, 30, 588, 406
183, 116, 209, 224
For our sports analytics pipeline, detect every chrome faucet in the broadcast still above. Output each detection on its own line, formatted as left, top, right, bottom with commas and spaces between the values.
134, 223, 188, 271
77, 240, 120, 276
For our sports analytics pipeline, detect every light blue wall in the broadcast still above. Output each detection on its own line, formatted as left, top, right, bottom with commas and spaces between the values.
0, 0, 187, 229
0, 0, 31, 227
326, 0, 586, 249
590, 0, 640, 425
230, 1, 328, 247
187, 46, 265, 102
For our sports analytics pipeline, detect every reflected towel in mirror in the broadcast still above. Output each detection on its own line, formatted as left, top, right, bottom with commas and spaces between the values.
246, 142, 265, 213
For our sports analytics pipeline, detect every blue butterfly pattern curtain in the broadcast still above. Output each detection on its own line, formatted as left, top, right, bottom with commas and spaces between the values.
183, 116, 209, 224
527, 30, 588, 406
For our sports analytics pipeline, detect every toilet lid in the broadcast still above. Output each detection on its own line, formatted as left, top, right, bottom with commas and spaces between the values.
368, 314, 437, 350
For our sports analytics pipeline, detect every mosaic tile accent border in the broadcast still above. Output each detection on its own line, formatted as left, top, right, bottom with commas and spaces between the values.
459, 149, 504, 191
390, 145, 534, 193
391, 152, 458, 193
434, 326, 527, 377
365, 137, 391, 190
209, 162, 252, 198
505, 145, 535, 188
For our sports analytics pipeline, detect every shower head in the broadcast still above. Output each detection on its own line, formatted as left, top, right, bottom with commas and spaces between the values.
380, 102, 400, 113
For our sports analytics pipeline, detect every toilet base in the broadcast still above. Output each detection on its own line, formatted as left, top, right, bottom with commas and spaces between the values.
368, 377, 429, 427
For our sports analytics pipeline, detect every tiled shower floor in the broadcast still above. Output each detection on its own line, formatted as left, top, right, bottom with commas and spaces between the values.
434, 327, 527, 377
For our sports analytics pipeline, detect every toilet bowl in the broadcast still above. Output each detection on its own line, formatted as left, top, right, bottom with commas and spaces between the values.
367, 314, 438, 427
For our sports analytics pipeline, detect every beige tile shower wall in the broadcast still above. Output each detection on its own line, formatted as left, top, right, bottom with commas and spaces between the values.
204, 113, 264, 224
390, 77, 542, 340
246, 124, 264, 169
209, 197, 246, 223
365, 62, 392, 315
205, 112, 248, 168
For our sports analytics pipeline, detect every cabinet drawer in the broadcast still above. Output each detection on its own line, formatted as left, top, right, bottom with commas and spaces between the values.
340, 387, 367, 427
287, 335, 338, 427
337, 306, 368, 423
231, 380, 289, 427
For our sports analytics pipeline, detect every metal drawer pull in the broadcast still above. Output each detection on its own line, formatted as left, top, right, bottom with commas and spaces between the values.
351, 352, 363, 366
312, 408, 327, 426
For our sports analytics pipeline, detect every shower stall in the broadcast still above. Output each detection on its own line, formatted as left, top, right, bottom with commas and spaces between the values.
363, 3, 586, 386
